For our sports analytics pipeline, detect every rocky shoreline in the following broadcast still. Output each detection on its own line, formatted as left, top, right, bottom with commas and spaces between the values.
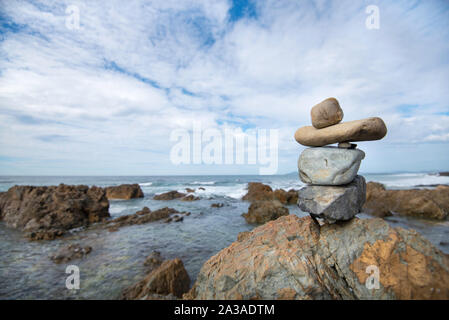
0, 175, 448, 299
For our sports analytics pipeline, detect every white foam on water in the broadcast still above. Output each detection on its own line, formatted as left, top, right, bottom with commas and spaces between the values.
190, 181, 216, 185
366, 173, 449, 188
192, 184, 248, 199
139, 182, 153, 186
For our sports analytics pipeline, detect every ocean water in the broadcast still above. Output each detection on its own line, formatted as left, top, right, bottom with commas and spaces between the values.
0, 172, 448, 299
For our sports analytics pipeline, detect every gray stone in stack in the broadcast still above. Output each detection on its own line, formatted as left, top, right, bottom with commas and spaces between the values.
297, 175, 366, 224
298, 146, 365, 186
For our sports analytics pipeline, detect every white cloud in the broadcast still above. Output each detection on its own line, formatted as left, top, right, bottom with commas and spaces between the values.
0, 0, 448, 174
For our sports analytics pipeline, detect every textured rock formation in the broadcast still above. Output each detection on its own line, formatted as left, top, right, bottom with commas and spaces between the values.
298, 176, 366, 223
122, 258, 190, 299
311, 97, 343, 129
105, 184, 144, 200
0, 184, 109, 239
242, 200, 289, 224
298, 147, 365, 185
153, 191, 186, 200
363, 182, 449, 220
186, 215, 449, 300
242, 182, 298, 205
106, 207, 186, 231
144, 251, 164, 270
294, 117, 387, 147
180, 195, 200, 201
50, 244, 92, 264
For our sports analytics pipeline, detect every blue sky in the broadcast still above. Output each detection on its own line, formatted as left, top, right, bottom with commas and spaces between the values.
0, 0, 449, 175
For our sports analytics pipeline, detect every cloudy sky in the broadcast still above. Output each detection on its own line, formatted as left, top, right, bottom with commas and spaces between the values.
0, 0, 448, 175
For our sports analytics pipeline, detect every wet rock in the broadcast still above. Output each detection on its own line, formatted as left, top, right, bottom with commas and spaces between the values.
242, 200, 289, 224
185, 188, 195, 193
0, 184, 110, 239
242, 182, 298, 205
173, 215, 183, 222
122, 258, 190, 299
363, 183, 449, 220
298, 176, 366, 223
106, 207, 179, 230
298, 147, 365, 185
27, 229, 65, 241
211, 203, 224, 208
198, 187, 206, 191
153, 191, 186, 200
180, 195, 200, 201
186, 215, 449, 300
311, 97, 343, 129
294, 117, 387, 147
50, 244, 92, 264
144, 251, 164, 270
104, 184, 144, 200
242, 182, 273, 201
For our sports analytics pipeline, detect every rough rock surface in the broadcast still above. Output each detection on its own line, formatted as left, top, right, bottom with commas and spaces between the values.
294, 117, 387, 147
104, 184, 144, 200
298, 147, 365, 185
153, 191, 186, 200
363, 183, 449, 220
180, 195, 200, 201
298, 176, 366, 223
311, 97, 344, 129
144, 251, 164, 270
0, 184, 109, 239
122, 258, 190, 299
242, 200, 289, 224
50, 244, 92, 264
186, 215, 449, 300
242, 182, 298, 205
106, 207, 186, 231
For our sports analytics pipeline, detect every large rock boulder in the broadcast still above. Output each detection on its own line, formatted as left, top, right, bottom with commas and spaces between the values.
298, 147, 365, 185
242, 183, 298, 205
363, 183, 449, 220
311, 97, 343, 129
186, 215, 449, 300
0, 184, 110, 238
242, 200, 289, 224
298, 176, 366, 223
294, 117, 387, 147
105, 184, 144, 200
122, 258, 190, 299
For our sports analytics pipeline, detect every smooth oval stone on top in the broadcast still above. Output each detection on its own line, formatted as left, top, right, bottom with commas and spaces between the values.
298, 147, 365, 185
294, 117, 387, 147
311, 97, 343, 129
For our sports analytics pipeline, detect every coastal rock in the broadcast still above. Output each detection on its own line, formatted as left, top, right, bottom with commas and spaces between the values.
105, 184, 144, 200
242, 200, 289, 224
106, 207, 180, 230
0, 184, 109, 238
50, 244, 92, 264
242, 182, 298, 205
242, 182, 273, 201
186, 215, 449, 300
181, 195, 200, 201
185, 188, 195, 193
211, 203, 224, 208
298, 176, 366, 223
298, 147, 365, 185
311, 97, 343, 129
294, 117, 387, 147
122, 258, 190, 299
144, 251, 164, 270
27, 229, 65, 241
153, 191, 186, 200
363, 183, 449, 220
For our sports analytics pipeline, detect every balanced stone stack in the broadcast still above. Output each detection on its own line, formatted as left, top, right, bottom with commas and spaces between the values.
294, 98, 387, 224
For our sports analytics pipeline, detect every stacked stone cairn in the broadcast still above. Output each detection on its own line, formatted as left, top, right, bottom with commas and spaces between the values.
294, 98, 387, 224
